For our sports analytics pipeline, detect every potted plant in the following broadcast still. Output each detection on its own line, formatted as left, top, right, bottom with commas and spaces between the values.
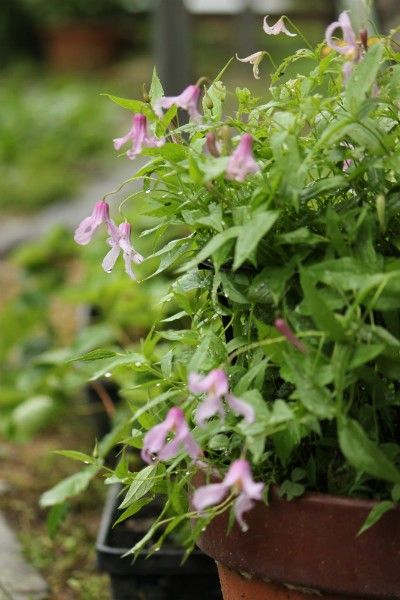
43, 10, 400, 599
20, 0, 148, 69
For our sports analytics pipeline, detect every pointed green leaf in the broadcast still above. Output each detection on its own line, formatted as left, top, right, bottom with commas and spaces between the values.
234, 211, 279, 270
338, 418, 400, 484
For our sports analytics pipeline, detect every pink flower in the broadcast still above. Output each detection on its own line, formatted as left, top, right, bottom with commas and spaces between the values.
102, 222, 143, 281
192, 459, 263, 531
325, 11, 362, 83
236, 51, 266, 80
263, 15, 296, 37
141, 407, 201, 464
113, 113, 164, 160
74, 201, 117, 246
226, 134, 260, 182
274, 318, 307, 353
154, 85, 202, 122
325, 11, 359, 59
189, 369, 254, 426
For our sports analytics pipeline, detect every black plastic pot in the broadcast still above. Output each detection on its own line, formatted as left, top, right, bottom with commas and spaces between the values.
96, 484, 222, 600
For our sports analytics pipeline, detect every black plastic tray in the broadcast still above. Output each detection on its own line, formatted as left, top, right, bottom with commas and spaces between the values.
96, 484, 222, 600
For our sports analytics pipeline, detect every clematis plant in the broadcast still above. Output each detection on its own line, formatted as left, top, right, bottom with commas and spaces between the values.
46, 11, 400, 552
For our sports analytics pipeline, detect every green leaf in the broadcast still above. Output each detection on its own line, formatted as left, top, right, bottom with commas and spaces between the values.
358, 501, 395, 536
149, 67, 164, 107
119, 465, 161, 509
278, 227, 326, 246
338, 418, 400, 484
40, 466, 99, 507
142, 142, 187, 162
284, 353, 335, 419
345, 43, 384, 112
11, 396, 56, 441
103, 94, 153, 118
90, 353, 148, 381
47, 503, 69, 539
300, 272, 346, 341
53, 450, 97, 465
234, 211, 279, 270
300, 176, 347, 203
349, 345, 385, 369
279, 480, 305, 501
180, 227, 241, 271
113, 497, 153, 527
189, 332, 227, 372
70, 349, 117, 362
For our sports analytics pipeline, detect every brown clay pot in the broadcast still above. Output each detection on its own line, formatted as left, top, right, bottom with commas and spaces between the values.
195, 484, 400, 599
43, 23, 118, 71
217, 563, 344, 600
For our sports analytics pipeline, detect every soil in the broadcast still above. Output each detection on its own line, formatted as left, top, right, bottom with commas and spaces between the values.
0, 416, 112, 600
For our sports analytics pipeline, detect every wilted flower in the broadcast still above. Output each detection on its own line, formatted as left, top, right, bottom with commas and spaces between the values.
226, 134, 260, 182
205, 132, 220, 157
102, 222, 143, 281
74, 201, 117, 246
113, 113, 164, 160
275, 318, 307, 353
263, 15, 296, 37
236, 51, 266, 80
141, 406, 201, 464
189, 369, 254, 425
154, 84, 202, 121
192, 459, 263, 531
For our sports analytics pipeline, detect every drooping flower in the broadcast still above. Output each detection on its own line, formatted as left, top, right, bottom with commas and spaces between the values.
192, 459, 264, 531
274, 318, 307, 353
325, 11, 359, 59
141, 406, 201, 464
236, 51, 266, 80
325, 11, 362, 82
226, 134, 260, 182
189, 369, 255, 425
113, 113, 164, 160
74, 201, 117, 246
263, 15, 296, 37
102, 222, 144, 281
154, 84, 202, 122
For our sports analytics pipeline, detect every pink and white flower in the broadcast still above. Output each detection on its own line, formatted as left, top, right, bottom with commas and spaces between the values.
326, 11, 359, 59
113, 113, 164, 160
236, 51, 266, 80
189, 369, 254, 425
226, 134, 260, 182
74, 201, 117, 246
325, 11, 362, 82
102, 222, 143, 281
263, 15, 296, 37
275, 318, 307, 353
141, 406, 201, 464
154, 84, 202, 122
192, 459, 263, 531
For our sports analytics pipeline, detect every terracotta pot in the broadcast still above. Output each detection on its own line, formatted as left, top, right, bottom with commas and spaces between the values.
43, 23, 118, 71
217, 563, 344, 600
195, 483, 400, 599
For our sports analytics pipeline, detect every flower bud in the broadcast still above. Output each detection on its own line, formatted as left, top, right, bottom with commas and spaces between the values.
376, 194, 385, 232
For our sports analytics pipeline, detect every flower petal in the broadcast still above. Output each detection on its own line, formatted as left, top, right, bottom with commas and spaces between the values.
192, 483, 228, 511
195, 396, 225, 426
102, 244, 120, 274
233, 492, 255, 532
227, 394, 255, 423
